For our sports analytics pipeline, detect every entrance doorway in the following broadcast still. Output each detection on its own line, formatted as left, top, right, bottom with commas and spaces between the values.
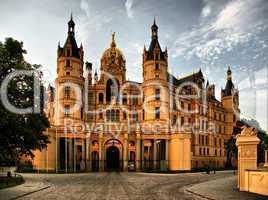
106, 146, 120, 170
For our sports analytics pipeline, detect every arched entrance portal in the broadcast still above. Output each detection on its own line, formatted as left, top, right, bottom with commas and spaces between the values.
106, 146, 120, 170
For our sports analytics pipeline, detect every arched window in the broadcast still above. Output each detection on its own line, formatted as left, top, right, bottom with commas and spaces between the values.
98, 93, 104, 104
111, 110, 115, 121
106, 110, 111, 121
116, 110, 120, 121
106, 79, 119, 103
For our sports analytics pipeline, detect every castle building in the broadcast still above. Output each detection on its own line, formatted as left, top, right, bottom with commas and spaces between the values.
33, 16, 240, 172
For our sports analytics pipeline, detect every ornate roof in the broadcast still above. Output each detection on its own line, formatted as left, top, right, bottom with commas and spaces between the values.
101, 32, 125, 63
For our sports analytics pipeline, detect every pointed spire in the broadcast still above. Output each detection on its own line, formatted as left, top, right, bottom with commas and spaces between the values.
68, 13, 75, 34
227, 66, 232, 80
80, 42, 83, 49
110, 32, 116, 48
58, 41, 61, 48
151, 17, 158, 39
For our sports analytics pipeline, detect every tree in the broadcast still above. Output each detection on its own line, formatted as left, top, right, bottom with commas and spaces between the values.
0, 38, 50, 164
225, 118, 268, 167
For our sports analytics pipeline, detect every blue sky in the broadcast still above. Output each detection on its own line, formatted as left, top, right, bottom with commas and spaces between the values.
0, 0, 268, 129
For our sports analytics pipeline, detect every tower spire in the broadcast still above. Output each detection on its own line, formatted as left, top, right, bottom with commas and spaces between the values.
227, 66, 232, 80
151, 17, 158, 39
68, 13, 75, 35
110, 32, 116, 48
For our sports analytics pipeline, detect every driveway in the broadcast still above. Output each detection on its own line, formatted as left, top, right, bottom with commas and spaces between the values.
0, 171, 233, 200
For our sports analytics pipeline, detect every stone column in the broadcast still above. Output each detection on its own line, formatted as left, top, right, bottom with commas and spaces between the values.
73, 138, 76, 172
236, 127, 260, 191
99, 135, 104, 171
264, 150, 268, 167
68, 139, 73, 171
141, 139, 144, 170
153, 140, 157, 169
86, 137, 91, 171
165, 139, 169, 170
123, 134, 128, 171
81, 139, 86, 171
56, 137, 60, 173
136, 134, 141, 171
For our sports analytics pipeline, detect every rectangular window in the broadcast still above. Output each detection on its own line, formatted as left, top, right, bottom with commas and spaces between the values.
123, 111, 127, 120
155, 63, 159, 70
64, 86, 70, 99
64, 105, 70, 117
133, 112, 138, 122
155, 107, 160, 119
188, 103, 191, 111
181, 117, 184, 126
66, 60, 70, 67
132, 97, 138, 105
181, 101, 184, 110
155, 89, 160, 100
80, 107, 83, 119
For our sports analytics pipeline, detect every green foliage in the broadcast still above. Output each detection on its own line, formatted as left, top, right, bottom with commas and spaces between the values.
0, 38, 50, 163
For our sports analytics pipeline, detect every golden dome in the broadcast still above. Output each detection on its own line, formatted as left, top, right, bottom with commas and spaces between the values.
101, 32, 126, 63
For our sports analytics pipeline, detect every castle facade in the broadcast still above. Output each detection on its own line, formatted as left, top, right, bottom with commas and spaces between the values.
33, 16, 240, 172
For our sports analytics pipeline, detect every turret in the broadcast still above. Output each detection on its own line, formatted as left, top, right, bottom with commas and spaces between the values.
55, 14, 85, 125
142, 19, 170, 124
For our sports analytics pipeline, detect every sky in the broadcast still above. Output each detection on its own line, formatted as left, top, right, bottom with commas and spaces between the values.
0, 0, 268, 130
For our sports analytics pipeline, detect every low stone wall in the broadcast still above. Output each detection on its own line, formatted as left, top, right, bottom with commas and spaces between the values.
245, 168, 268, 196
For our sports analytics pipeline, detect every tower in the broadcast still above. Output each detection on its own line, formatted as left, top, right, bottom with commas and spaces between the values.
142, 19, 169, 126
55, 14, 85, 126
221, 66, 240, 135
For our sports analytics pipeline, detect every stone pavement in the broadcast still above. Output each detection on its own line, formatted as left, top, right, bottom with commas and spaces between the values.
185, 175, 268, 200
0, 171, 267, 200
0, 174, 50, 200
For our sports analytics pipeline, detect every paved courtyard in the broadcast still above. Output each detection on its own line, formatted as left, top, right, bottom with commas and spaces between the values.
0, 171, 265, 200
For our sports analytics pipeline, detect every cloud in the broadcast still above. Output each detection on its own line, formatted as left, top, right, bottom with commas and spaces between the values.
125, 0, 134, 19
171, 0, 268, 65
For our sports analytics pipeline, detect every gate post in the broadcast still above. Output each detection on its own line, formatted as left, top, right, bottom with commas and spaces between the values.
236, 126, 260, 191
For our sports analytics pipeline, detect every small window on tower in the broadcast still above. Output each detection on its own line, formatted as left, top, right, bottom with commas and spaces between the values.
155, 63, 159, 70
66, 72, 70, 76
155, 53, 159, 60
155, 107, 160, 119
66, 60, 70, 67
67, 49, 71, 57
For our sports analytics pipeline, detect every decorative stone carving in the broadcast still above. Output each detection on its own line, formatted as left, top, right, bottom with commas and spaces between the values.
240, 126, 257, 136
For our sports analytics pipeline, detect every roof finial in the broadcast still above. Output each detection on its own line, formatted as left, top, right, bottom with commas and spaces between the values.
111, 32, 116, 48
70, 12, 73, 20
154, 16, 156, 25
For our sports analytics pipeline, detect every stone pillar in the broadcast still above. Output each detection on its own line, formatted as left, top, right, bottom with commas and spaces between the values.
99, 135, 104, 171
73, 138, 77, 172
86, 137, 91, 171
165, 139, 169, 170
141, 139, 144, 170
123, 134, 128, 171
153, 140, 157, 169
68, 139, 73, 171
136, 134, 141, 171
56, 136, 60, 173
236, 126, 260, 191
81, 139, 86, 171
264, 150, 268, 167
